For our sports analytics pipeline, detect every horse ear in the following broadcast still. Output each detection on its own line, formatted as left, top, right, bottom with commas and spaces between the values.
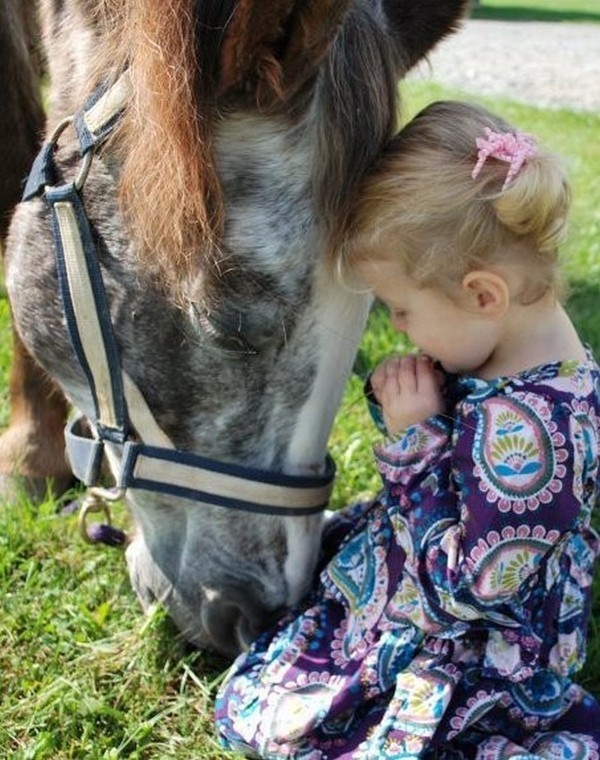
220, 0, 351, 105
278, 0, 352, 96
381, 0, 469, 70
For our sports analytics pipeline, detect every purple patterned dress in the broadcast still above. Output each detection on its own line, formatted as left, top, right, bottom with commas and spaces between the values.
215, 355, 600, 759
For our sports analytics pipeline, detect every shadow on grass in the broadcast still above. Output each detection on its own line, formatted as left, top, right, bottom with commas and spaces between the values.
142, 605, 232, 683
472, 6, 600, 23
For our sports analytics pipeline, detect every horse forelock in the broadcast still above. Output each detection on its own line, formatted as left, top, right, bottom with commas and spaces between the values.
94, 0, 232, 300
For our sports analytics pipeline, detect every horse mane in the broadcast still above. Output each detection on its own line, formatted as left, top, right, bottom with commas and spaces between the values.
314, 4, 401, 248
92, 0, 229, 299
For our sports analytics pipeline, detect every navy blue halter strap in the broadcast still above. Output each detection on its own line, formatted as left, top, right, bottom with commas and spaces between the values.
24, 73, 336, 528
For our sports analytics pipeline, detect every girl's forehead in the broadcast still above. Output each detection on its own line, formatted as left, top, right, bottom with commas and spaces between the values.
361, 262, 433, 299
355, 253, 408, 278
355, 261, 423, 302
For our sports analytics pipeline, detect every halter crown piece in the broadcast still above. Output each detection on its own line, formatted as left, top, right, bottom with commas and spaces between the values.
471, 128, 538, 190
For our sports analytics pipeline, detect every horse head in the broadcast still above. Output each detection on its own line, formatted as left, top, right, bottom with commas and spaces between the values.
6, 0, 467, 656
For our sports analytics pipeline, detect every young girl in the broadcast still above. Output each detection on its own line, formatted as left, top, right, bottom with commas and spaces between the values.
214, 101, 600, 759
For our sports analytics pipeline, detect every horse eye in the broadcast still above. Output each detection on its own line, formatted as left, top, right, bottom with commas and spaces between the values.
218, 331, 259, 355
191, 305, 259, 355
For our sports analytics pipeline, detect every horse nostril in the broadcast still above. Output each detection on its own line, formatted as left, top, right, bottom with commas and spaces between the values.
201, 593, 277, 657
234, 613, 256, 652
263, 605, 286, 631
234, 606, 279, 649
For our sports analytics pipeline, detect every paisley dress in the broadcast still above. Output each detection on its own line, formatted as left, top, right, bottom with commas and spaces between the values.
215, 355, 600, 759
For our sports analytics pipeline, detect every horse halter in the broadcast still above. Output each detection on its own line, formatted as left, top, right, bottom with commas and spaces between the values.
23, 73, 335, 543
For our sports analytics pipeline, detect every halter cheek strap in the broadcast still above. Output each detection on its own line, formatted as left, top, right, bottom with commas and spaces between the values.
23, 72, 336, 542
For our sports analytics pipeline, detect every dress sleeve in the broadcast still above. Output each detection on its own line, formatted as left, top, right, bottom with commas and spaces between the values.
374, 387, 585, 621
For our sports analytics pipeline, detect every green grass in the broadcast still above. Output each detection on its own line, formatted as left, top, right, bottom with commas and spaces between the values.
472, 0, 600, 23
0, 488, 238, 758
1, 82, 600, 756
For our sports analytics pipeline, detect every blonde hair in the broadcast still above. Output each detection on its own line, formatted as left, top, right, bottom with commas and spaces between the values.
338, 100, 571, 303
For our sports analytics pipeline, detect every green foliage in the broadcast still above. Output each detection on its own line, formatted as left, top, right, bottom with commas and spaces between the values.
1, 81, 599, 756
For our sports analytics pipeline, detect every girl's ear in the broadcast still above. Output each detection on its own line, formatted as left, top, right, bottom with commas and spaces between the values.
461, 270, 510, 318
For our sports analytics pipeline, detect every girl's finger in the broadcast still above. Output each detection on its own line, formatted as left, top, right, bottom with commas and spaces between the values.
397, 354, 417, 393
415, 354, 437, 391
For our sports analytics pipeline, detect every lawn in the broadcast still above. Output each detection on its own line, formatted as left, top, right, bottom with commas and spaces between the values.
472, 0, 600, 23
1, 81, 599, 757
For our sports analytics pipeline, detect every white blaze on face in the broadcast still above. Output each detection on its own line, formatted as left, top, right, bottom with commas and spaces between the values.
287, 265, 371, 468
283, 265, 371, 605
284, 514, 325, 605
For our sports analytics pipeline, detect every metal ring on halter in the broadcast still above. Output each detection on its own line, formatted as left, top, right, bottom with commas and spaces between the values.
78, 487, 126, 544
46, 116, 94, 191
74, 150, 94, 191
48, 116, 74, 146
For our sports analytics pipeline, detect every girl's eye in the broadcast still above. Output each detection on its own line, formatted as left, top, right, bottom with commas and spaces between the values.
391, 309, 409, 331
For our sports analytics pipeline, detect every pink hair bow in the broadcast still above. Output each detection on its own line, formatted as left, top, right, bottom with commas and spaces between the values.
471, 128, 537, 190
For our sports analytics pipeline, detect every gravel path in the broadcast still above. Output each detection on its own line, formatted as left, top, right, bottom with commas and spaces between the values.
408, 19, 600, 112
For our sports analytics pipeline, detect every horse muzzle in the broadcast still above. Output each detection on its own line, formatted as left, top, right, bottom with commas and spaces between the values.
125, 537, 283, 657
